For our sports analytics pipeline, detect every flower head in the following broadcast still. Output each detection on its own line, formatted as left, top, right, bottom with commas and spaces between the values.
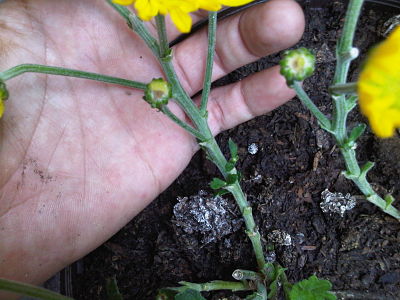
112, 0, 254, 33
358, 26, 400, 138
279, 47, 316, 87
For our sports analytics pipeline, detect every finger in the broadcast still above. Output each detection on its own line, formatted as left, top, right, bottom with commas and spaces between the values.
172, 0, 305, 96
195, 65, 296, 135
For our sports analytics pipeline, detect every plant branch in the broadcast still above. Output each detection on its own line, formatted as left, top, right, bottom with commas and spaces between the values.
160, 106, 206, 140
0, 64, 147, 90
200, 12, 217, 116
329, 82, 357, 95
292, 82, 331, 131
177, 280, 252, 292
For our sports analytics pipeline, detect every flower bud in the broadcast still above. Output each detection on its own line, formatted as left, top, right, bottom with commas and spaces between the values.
143, 78, 171, 109
280, 48, 315, 87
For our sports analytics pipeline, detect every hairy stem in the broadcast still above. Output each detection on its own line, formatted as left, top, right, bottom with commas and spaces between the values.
199, 12, 217, 116
0, 64, 147, 90
292, 82, 331, 130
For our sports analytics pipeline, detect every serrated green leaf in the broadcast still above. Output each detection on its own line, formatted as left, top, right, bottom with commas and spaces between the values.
210, 178, 226, 190
106, 276, 123, 300
289, 275, 336, 300
175, 289, 206, 300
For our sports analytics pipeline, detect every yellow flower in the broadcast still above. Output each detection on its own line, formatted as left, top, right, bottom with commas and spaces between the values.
112, 0, 254, 33
358, 26, 400, 138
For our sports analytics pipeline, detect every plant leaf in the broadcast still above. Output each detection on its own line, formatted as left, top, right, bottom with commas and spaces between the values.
210, 178, 226, 190
225, 161, 235, 172
175, 289, 206, 300
348, 123, 366, 143
289, 275, 336, 300
228, 138, 238, 162
226, 174, 238, 185
106, 276, 123, 300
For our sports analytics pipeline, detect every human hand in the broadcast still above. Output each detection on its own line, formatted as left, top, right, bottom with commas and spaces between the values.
0, 0, 304, 294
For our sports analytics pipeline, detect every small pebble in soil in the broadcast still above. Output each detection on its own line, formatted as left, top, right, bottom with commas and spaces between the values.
320, 189, 356, 217
247, 143, 258, 155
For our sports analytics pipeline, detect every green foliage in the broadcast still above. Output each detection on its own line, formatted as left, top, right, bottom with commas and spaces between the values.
228, 138, 238, 162
210, 177, 227, 190
106, 276, 123, 300
385, 194, 395, 209
175, 289, 206, 300
348, 123, 366, 143
267, 264, 287, 299
288, 275, 336, 300
225, 138, 239, 172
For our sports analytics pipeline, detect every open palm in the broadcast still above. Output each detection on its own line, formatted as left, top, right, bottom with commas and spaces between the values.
0, 0, 304, 291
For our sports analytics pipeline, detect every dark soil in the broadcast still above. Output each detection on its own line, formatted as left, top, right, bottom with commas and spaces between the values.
71, 1, 400, 299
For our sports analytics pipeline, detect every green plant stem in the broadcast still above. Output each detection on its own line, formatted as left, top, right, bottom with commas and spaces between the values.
155, 15, 170, 58
160, 106, 206, 140
324, 0, 400, 220
199, 12, 217, 116
332, 0, 364, 143
341, 148, 400, 219
334, 0, 364, 84
151, 15, 267, 270
128, 14, 160, 57
329, 82, 357, 95
178, 280, 252, 292
292, 82, 331, 130
0, 64, 147, 90
0, 278, 73, 300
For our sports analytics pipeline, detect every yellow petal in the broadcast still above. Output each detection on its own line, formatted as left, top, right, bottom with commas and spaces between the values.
220, 0, 254, 6
112, 0, 135, 5
170, 8, 192, 33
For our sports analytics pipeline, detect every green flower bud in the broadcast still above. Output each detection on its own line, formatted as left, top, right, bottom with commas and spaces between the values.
280, 47, 315, 87
143, 78, 171, 109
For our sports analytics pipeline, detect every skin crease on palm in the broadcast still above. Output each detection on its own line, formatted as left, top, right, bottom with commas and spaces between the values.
0, 0, 304, 298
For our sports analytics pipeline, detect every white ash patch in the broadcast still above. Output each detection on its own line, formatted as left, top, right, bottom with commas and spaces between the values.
320, 189, 356, 217
173, 191, 242, 245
